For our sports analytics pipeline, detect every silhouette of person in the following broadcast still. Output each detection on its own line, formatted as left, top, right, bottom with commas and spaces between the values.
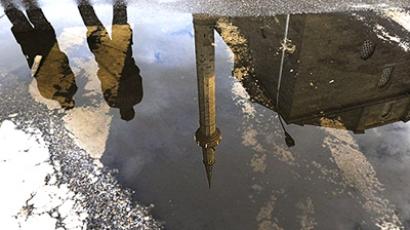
77, 0, 143, 121
1, 0, 77, 109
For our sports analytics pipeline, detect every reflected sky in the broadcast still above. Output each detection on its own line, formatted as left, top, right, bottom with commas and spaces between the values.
1, 1, 410, 230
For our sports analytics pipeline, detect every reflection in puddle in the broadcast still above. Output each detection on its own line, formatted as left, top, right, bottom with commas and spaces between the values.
5, 2, 77, 109
78, 2, 142, 121
1, 0, 410, 229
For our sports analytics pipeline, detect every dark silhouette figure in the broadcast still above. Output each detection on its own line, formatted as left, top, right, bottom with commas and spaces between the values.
78, 0, 143, 121
1, 0, 77, 109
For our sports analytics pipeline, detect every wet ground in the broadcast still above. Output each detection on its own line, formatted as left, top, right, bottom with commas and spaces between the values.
1, 1, 410, 230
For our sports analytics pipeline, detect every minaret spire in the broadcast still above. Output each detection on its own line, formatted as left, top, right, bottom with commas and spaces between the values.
203, 150, 214, 188
193, 14, 222, 188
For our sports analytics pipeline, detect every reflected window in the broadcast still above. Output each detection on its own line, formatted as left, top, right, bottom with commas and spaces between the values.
377, 66, 394, 88
360, 40, 376, 60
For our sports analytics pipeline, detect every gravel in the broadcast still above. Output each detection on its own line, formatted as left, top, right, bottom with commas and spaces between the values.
127, 0, 410, 16
0, 77, 162, 229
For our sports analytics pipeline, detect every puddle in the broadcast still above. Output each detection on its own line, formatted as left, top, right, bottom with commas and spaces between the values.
1, 0, 410, 229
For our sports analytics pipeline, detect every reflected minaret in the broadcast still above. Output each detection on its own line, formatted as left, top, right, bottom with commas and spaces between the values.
193, 14, 222, 188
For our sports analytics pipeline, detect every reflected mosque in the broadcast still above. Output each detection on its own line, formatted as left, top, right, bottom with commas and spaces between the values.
192, 12, 410, 186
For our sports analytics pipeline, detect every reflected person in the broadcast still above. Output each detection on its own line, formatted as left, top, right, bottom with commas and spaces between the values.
1, 0, 77, 109
78, 0, 143, 121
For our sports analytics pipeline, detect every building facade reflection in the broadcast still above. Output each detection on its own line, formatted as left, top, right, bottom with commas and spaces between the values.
215, 13, 410, 133
193, 13, 410, 185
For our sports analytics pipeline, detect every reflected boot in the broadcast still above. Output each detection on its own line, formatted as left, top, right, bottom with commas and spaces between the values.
113, 4, 127, 25
5, 8, 33, 33
78, 4, 103, 27
26, 8, 53, 31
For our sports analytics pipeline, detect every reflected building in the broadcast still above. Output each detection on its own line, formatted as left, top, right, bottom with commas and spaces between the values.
215, 13, 410, 133
78, 1, 142, 121
193, 14, 222, 188
2, 0, 77, 109
193, 12, 410, 185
